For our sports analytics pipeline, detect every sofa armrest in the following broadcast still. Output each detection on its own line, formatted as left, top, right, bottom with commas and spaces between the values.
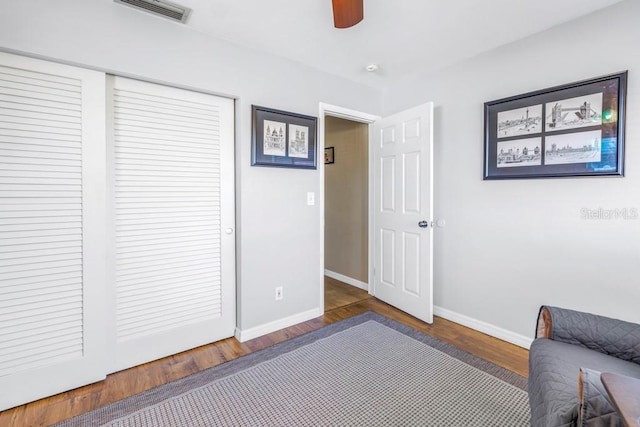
535, 306, 640, 364
535, 305, 553, 339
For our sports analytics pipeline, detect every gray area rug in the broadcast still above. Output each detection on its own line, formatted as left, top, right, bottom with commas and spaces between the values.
56, 312, 530, 426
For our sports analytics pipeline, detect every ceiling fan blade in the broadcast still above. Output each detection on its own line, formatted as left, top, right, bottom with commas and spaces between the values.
332, 0, 363, 29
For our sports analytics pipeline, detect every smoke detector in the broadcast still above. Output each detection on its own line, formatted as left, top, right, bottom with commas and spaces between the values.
114, 0, 191, 23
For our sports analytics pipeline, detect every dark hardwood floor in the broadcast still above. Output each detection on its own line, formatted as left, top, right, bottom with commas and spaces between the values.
0, 278, 529, 426
324, 275, 370, 311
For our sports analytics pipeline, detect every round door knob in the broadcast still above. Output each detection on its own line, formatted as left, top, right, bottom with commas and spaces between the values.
418, 220, 429, 228
225, 228, 234, 235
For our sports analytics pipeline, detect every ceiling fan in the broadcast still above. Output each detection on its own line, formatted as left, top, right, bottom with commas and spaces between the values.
332, 0, 364, 28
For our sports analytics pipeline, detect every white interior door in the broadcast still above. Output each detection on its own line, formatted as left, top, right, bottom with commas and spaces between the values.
373, 103, 433, 323
108, 76, 236, 371
0, 52, 107, 411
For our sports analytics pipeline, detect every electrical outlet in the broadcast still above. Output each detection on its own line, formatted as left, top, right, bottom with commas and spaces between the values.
275, 286, 283, 300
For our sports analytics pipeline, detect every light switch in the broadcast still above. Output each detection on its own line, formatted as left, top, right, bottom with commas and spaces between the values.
307, 192, 315, 206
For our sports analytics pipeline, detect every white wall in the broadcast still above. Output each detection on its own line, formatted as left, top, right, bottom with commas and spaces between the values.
0, 0, 382, 333
384, 0, 640, 340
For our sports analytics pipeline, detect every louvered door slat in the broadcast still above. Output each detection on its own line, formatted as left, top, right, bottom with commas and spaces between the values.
0, 106, 82, 122
115, 267, 218, 288
0, 245, 80, 259
0, 65, 81, 85
0, 52, 106, 411
0, 99, 82, 115
115, 141, 218, 156
0, 323, 83, 351
0, 142, 82, 155
117, 258, 220, 280
116, 274, 219, 294
0, 311, 80, 336
115, 94, 217, 115
0, 94, 82, 113
110, 76, 235, 371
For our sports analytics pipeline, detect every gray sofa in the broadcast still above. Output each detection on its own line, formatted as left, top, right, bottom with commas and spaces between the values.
528, 306, 640, 426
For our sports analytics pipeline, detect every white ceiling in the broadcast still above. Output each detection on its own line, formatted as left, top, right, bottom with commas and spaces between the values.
170, 0, 623, 90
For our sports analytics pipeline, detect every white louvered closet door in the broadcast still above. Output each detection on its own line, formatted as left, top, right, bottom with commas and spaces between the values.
108, 76, 235, 371
0, 52, 107, 411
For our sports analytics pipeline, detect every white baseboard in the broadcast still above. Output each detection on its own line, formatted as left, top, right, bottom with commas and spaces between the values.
234, 307, 323, 343
324, 269, 369, 291
434, 306, 533, 349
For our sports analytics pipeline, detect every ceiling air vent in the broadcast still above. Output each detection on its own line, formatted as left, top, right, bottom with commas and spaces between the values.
114, 0, 191, 24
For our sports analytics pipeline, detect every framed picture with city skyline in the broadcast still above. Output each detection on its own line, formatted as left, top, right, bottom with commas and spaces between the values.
251, 105, 317, 169
483, 71, 627, 179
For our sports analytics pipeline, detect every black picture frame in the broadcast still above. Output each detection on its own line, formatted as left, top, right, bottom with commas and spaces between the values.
251, 105, 317, 169
484, 71, 627, 180
324, 146, 335, 164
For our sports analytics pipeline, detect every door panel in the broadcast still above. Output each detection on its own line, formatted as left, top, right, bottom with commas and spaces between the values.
381, 157, 395, 211
108, 76, 236, 372
373, 103, 433, 323
380, 228, 395, 286
403, 151, 421, 213
0, 52, 107, 411
403, 232, 421, 295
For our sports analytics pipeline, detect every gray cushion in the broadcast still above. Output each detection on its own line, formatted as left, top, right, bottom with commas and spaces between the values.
528, 338, 640, 427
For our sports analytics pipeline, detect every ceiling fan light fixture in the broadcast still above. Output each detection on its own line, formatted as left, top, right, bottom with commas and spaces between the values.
332, 0, 364, 29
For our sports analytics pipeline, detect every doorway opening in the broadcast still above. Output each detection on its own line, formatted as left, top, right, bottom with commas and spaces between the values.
319, 103, 379, 312
324, 116, 369, 308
